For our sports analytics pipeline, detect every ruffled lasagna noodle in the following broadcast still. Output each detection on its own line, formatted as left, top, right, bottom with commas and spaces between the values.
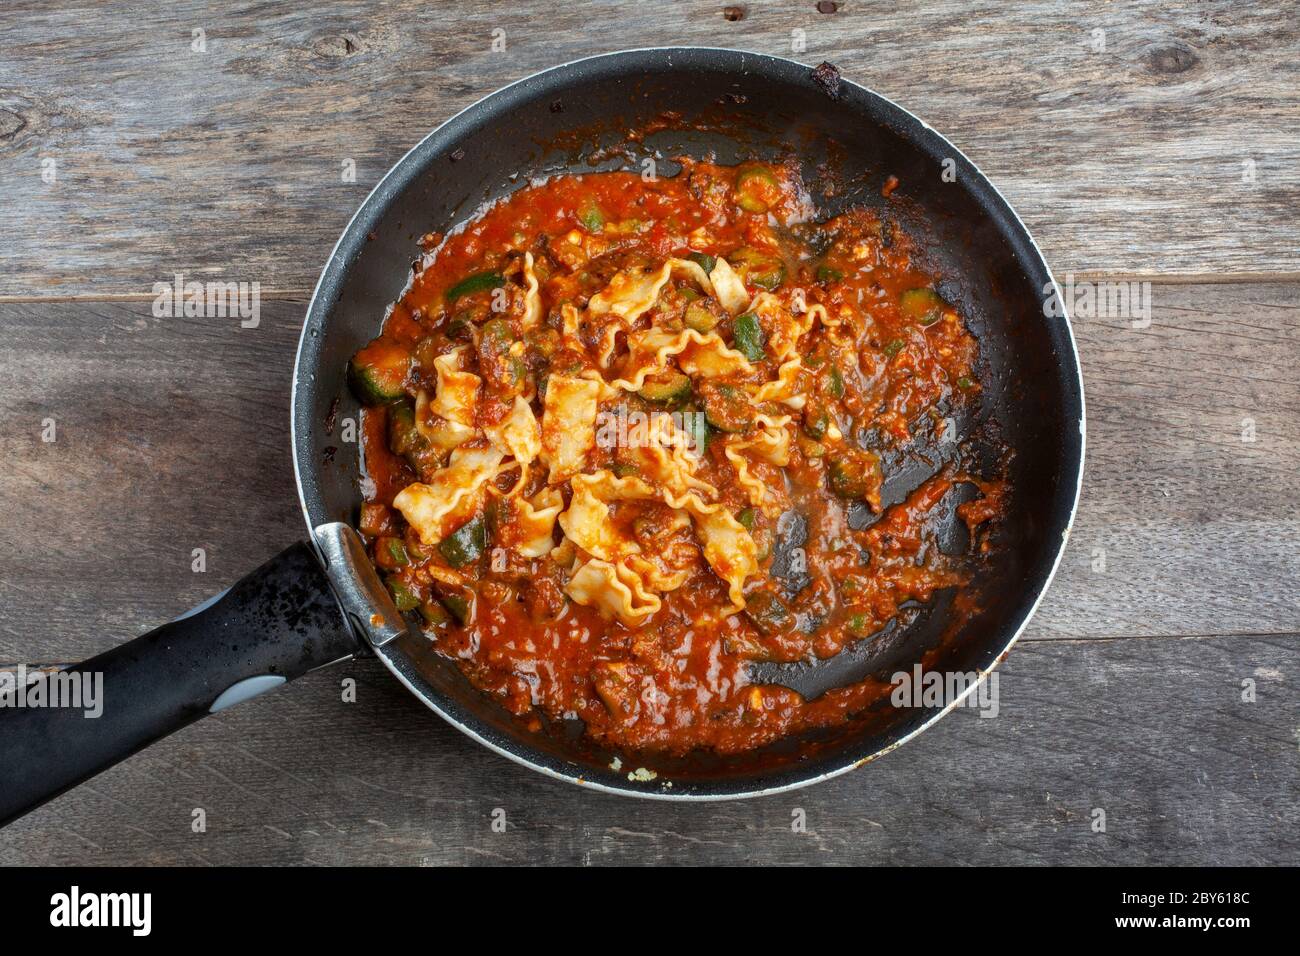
540, 374, 600, 484
392, 445, 504, 545
404, 251, 822, 623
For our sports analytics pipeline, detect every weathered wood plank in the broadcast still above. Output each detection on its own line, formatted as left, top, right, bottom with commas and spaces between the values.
0, 0, 1296, 297
1, 283, 1295, 662
1, 633, 1294, 865
1026, 280, 1300, 639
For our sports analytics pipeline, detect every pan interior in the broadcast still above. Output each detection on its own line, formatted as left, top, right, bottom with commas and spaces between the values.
293, 49, 1083, 798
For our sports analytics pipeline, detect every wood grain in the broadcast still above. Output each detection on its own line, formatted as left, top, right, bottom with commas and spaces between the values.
0, 0, 1297, 297
2, 283, 1295, 663
1028, 281, 1300, 639
1, 634, 1295, 866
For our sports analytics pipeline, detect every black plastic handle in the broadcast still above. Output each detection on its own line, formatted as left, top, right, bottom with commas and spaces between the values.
0, 541, 359, 827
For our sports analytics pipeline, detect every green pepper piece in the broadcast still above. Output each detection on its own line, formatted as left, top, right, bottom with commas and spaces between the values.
446, 270, 505, 303
736, 508, 756, 531
817, 265, 844, 284
883, 338, 905, 359
439, 514, 487, 568
732, 312, 766, 362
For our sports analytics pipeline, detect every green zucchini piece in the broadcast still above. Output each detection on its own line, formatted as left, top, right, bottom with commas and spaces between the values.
386, 401, 425, 456
446, 270, 505, 303
684, 300, 720, 333
729, 247, 785, 290
744, 590, 794, 636
386, 577, 420, 612
348, 339, 410, 406
525, 326, 560, 359
638, 371, 692, 404
419, 599, 453, 628
431, 582, 475, 625
803, 408, 832, 441
683, 407, 712, 454
900, 287, 945, 326
578, 198, 605, 233
732, 312, 767, 362
377, 537, 409, 569
687, 251, 717, 275
480, 316, 514, 345
700, 383, 750, 433
438, 514, 487, 568
734, 165, 781, 214
828, 451, 882, 499
359, 502, 391, 537
797, 436, 827, 458
749, 263, 785, 290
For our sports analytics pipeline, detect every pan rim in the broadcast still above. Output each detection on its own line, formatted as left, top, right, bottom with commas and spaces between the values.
291, 46, 1085, 801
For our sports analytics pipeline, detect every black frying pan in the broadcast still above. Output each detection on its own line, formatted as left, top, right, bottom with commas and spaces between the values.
0, 48, 1083, 824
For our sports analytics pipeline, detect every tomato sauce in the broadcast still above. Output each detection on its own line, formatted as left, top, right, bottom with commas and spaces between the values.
351, 159, 1005, 756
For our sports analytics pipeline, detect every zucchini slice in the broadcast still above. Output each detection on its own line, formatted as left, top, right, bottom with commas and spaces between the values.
687, 251, 717, 275
578, 198, 605, 233
900, 287, 945, 326
348, 338, 410, 405
744, 590, 794, 636
700, 383, 751, 433
734, 164, 781, 214
445, 270, 505, 303
438, 514, 487, 568
385, 577, 420, 612
684, 299, 720, 333
638, 370, 692, 404
732, 311, 767, 362
828, 449, 883, 501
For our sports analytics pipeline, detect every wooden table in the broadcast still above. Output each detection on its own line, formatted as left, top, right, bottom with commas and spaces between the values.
1, 1, 1296, 866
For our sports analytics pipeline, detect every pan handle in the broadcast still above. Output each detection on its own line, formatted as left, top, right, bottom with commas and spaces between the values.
0, 541, 361, 828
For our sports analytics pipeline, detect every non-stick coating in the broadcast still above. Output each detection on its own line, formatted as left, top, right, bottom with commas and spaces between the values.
291, 48, 1084, 799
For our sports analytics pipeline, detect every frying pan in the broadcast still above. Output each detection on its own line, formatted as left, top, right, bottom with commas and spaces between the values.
0, 48, 1084, 824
